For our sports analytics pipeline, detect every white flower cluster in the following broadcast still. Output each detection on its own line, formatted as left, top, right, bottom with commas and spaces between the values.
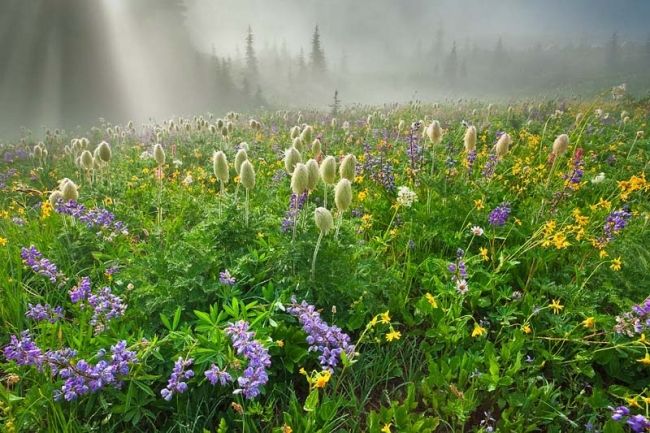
396, 186, 417, 208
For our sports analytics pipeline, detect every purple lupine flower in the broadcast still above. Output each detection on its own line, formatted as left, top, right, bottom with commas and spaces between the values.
448, 248, 469, 295
20, 246, 59, 283
161, 357, 194, 401
614, 297, 650, 336
281, 192, 308, 233
488, 203, 511, 227
70, 277, 92, 303
610, 406, 630, 421
405, 121, 423, 171
55, 200, 128, 237
466, 150, 477, 173
205, 364, 233, 386
224, 321, 271, 399
287, 298, 355, 371
627, 415, 650, 432
599, 208, 632, 245
52, 341, 136, 401
26, 303, 64, 323
3, 331, 44, 367
563, 148, 584, 186
219, 269, 236, 286
482, 153, 498, 178
87, 287, 127, 328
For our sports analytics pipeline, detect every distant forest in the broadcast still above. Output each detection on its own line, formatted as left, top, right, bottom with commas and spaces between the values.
1, 0, 650, 134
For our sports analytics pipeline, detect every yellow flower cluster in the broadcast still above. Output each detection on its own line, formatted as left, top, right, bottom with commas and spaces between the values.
618, 173, 647, 201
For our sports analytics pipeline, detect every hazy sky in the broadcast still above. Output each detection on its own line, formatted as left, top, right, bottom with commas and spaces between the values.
187, 0, 650, 61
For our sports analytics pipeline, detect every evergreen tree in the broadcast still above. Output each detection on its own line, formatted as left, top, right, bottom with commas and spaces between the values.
310, 25, 326, 74
606, 32, 620, 69
445, 41, 458, 85
245, 25, 258, 78
330, 89, 340, 116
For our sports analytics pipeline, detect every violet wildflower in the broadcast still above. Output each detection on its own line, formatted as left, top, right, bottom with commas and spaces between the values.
219, 269, 236, 286
87, 287, 127, 328
627, 415, 650, 432
482, 153, 498, 178
20, 246, 59, 283
563, 148, 585, 186
70, 277, 92, 303
161, 357, 194, 401
205, 364, 233, 386
3, 331, 44, 367
610, 406, 630, 421
448, 249, 469, 295
26, 303, 64, 323
466, 149, 477, 173
55, 200, 128, 237
281, 192, 308, 233
614, 297, 650, 336
224, 321, 271, 399
600, 207, 632, 245
287, 297, 355, 371
488, 203, 511, 227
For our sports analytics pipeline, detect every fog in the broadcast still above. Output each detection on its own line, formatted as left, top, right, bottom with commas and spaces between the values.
1, 0, 649, 137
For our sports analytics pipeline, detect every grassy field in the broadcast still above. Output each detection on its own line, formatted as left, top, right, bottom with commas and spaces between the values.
1, 98, 649, 432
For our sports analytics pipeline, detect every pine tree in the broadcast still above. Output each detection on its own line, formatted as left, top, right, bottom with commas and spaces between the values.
445, 41, 458, 85
329, 89, 340, 116
607, 32, 620, 69
310, 25, 326, 74
245, 25, 258, 78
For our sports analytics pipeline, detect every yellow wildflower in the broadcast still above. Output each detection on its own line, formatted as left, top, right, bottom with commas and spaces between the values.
425, 293, 438, 308
381, 423, 392, 433
369, 316, 378, 327
479, 247, 489, 261
522, 324, 532, 334
357, 189, 368, 202
610, 257, 622, 271
599, 250, 609, 259
313, 370, 331, 389
276, 340, 285, 348
380, 311, 391, 324
471, 324, 487, 337
0, 236, 7, 247
282, 424, 293, 433
41, 201, 52, 219
582, 317, 595, 329
474, 199, 484, 210
638, 353, 650, 366
549, 299, 564, 314
627, 397, 642, 408
299, 368, 307, 376
385, 330, 401, 342
638, 334, 648, 345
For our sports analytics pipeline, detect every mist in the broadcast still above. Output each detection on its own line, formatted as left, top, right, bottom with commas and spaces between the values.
1, 0, 650, 137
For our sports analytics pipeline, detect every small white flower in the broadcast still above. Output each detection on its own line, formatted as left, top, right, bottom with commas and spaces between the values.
396, 186, 418, 208
182, 174, 193, 185
591, 172, 605, 184
173, 159, 183, 167
140, 151, 151, 160
456, 279, 469, 295
470, 226, 484, 237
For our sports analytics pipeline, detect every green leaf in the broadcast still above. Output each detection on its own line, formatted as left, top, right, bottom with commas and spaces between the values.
303, 390, 319, 412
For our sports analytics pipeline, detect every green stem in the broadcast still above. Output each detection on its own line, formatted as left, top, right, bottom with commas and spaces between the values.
310, 231, 324, 281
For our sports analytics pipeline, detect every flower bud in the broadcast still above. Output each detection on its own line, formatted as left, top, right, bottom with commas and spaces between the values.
240, 160, 255, 190
234, 149, 248, 175
153, 144, 165, 165
334, 178, 352, 212
213, 151, 229, 183
339, 154, 356, 181
291, 163, 309, 194
320, 156, 337, 184
314, 207, 333, 234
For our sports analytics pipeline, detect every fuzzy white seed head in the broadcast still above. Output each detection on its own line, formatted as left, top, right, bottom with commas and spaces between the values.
339, 154, 357, 182
320, 156, 337, 184
292, 136, 304, 152
552, 134, 569, 155
305, 159, 320, 191
426, 120, 443, 145
495, 133, 511, 157
97, 141, 112, 163
240, 160, 256, 190
311, 138, 322, 157
49, 190, 63, 207
334, 178, 352, 212
234, 149, 248, 175
153, 144, 165, 165
464, 125, 477, 152
213, 151, 229, 183
314, 207, 333, 234
61, 179, 79, 202
80, 150, 94, 170
300, 125, 314, 144
290, 125, 301, 139
291, 163, 309, 194
284, 147, 302, 174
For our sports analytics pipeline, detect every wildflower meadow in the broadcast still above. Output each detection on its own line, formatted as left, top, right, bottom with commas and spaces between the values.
1, 100, 649, 432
